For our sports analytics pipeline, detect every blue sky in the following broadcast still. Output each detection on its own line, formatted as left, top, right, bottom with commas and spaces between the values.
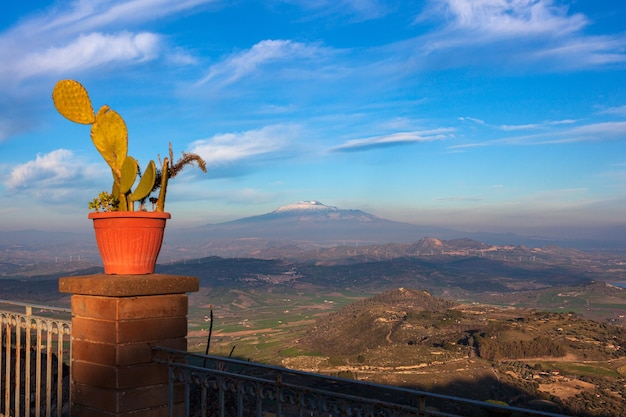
1, 0, 626, 239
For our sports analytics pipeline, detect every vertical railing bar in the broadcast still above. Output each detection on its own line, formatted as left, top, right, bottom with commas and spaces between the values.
15, 318, 22, 417
218, 376, 225, 417
276, 372, 283, 417
35, 319, 43, 417
236, 381, 243, 417
167, 366, 175, 417
184, 371, 191, 417
5, 319, 12, 417
201, 379, 208, 417
46, 320, 53, 417
255, 381, 262, 417
26, 318, 32, 417
56, 321, 64, 417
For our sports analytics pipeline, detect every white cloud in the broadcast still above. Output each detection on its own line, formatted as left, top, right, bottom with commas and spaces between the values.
189, 124, 300, 166
11, 32, 160, 80
3, 149, 104, 202
331, 129, 454, 152
501, 121, 626, 145
21, 0, 215, 37
529, 36, 626, 69
548, 121, 626, 144
458, 116, 486, 126
196, 40, 331, 87
451, 121, 626, 149
281, 0, 389, 21
599, 105, 626, 117
459, 117, 577, 132
166, 48, 199, 66
413, 0, 626, 70
0, 0, 213, 82
5, 149, 76, 190
439, 0, 587, 37
498, 119, 577, 131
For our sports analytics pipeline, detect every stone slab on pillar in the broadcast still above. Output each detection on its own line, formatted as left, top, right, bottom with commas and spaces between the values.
59, 274, 199, 417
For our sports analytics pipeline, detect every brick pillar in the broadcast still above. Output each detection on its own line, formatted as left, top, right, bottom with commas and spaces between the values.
59, 274, 199, 417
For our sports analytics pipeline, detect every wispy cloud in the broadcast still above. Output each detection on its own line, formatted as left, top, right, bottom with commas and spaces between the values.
17, 0, 215, 38
599, 105, 626, 117
282, 0, 390, 21
196, 40, 333, 88
459, 116, 577, 131
10, 32, 160, 80
500, 120, 578, 131
331, 129, 453, 152
189, 124, 300, 166
452, 121, 626, 149
546, 121, 626, 144
5, 149, 74, 190
412, 0, 626, 70
0, 0, 212, 81
424, 0, 587, 37
3, 149, 102, 201
458, 116, 486, 126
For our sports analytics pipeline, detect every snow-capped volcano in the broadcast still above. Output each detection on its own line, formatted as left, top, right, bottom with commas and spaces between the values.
257, 200, 379, 223
193, 200, 422, 242
172, 200, 464, 246
273, 200, 339, 213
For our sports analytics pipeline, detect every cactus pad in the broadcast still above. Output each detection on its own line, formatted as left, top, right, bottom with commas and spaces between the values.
91, 106, 128, 179
131, 160, 157, 202
52, 80, 96, 124
119, 156, 138, 194
156, 158, 169, 212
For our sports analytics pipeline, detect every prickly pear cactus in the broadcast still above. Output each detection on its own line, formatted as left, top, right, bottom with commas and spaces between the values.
52, 79, 155, 211
53, 79, 206, 212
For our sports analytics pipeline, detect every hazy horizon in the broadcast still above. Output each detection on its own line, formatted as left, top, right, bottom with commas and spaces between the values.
3, 199, 626, 249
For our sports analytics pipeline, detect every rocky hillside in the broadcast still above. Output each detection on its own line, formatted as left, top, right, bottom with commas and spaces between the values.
295, 288, 626, 416
300, 288, 455, 355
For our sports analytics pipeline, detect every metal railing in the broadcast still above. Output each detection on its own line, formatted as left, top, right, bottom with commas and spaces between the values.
153, 347, 571, 417
0, 300, 71, 417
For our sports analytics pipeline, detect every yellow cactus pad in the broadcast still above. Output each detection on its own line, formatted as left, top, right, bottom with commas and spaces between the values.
91, 106, 128, 179
130, 160, 156, 202
52, 80, 96, 124
119, 156, 138, 194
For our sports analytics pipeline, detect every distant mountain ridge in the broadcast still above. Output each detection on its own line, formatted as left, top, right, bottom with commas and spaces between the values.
188, 200, 451, 244
223, 200, 385, 224
272, 200, 344, 214
185, 200, 619, 250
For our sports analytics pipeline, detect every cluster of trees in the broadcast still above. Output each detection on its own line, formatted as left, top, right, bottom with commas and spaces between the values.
476, 335, 566, 361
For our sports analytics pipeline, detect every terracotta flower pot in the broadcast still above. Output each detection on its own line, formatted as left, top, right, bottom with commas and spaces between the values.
88, 211, 171, 274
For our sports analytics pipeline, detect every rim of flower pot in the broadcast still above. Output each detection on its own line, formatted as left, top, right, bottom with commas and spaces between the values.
88, 211, 171, 220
